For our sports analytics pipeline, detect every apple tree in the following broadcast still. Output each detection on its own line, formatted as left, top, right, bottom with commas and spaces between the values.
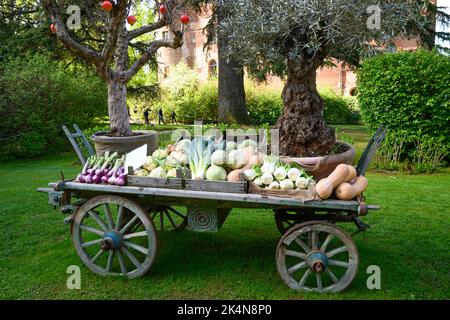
218, 0, 449, 156
41, 0, 193, 136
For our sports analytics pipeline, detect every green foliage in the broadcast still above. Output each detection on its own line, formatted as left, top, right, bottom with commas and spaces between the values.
0, 54, 107, 160
357, 50, 450, 172
154, 64, 218, 123
246, 86, 360, 125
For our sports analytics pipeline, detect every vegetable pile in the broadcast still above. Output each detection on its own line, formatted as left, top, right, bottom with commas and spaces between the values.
76, 152, 127, 186
133, 137, 261, 181
244, 155, 314, 190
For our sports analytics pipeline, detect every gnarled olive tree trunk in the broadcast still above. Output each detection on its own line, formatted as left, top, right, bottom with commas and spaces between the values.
275, 57, 335, 156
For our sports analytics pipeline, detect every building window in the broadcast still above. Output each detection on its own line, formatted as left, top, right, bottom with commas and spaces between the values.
163, 66, 170, 78
162, 31, 169, 40
208, 60, 217, 78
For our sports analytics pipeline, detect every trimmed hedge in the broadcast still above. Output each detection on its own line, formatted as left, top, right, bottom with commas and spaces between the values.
0, 54, 107, 160
357, 49, 450, 170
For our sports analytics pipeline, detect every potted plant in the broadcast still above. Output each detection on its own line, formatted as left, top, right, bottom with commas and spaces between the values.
42, 0, 192, 155
218, 0, 441, 160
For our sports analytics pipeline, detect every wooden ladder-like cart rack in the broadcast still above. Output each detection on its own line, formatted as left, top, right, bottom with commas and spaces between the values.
38, 124, 387, 293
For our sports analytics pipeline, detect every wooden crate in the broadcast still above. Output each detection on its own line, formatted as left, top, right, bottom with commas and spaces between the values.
127, 167, 248, 194
248, 180, 319, 201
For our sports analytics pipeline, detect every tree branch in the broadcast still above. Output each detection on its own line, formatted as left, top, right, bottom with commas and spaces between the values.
128, 19, 168, 40
101, 0, 130, 64
44, 3, 101, 67
120, 36, 182, 81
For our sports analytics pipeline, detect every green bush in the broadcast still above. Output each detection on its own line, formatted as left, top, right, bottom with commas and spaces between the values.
357, 49, 450, 171
0, 54, 107, 160
246, 86, 360, 125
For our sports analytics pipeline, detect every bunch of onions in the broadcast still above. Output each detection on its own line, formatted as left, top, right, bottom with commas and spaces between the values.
76, 152, 127, 185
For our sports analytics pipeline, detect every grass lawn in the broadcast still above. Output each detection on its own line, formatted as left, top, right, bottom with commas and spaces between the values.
0, 126, 448, 300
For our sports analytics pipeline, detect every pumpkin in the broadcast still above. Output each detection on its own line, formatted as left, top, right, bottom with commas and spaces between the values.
315, 164, 349, 199
335, 176, 368, 200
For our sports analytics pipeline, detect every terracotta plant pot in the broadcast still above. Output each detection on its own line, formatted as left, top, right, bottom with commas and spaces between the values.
280, 141, 356, 180
91, 130, 159, 156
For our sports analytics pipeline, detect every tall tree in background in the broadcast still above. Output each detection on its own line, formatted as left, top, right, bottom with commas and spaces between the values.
201, 2, 250, 124
41, 0, 192, 136
220, 0, 449, 156
216, 3, 250, 125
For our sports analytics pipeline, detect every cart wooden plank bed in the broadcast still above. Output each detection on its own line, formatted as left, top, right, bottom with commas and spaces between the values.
37, 124, 387, 293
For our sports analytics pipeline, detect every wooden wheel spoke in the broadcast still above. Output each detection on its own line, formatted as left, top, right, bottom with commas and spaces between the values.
123, 231, 148, 240
326, 268, 339, 284
167, 207, 186, 219
328, 259, 349, 268
81, 238, 103, 248
80, 224, 105, 236
91, 249, 104, 263
298, 269, 311, 288
326, 245, 348, 258
88, 210, 108, 232
316, 273, 323, 290
121, 247, 142, 269
119, 215, 139, 234
106, 250, 115, 273
116, 250, 127, 274
320, 234, 334, 252
115, 205, 124, 231
287, 261, 307, 274
103, 203, 114, 230
159, 211, 164, 231
165, 210, 177, 228
294, 238, 310, 253
285, 250, 307, 260
123, 241, 149, 255
311, 231, 319, 251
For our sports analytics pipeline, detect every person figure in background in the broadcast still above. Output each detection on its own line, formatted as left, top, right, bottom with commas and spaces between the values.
143, 108, 150, 126
158, 108, 165, 125
171, 110, 177, 124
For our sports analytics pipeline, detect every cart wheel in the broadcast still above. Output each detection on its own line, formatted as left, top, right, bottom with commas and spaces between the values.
72, 195, 157, 279
276, 221, 359, 293
274, 209, 309, 234
149, 206, 187, 232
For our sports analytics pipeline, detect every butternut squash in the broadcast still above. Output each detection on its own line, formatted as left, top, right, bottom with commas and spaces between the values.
315, 164, 349, 199
344, 165, 357, 182
335, 176, 368, 200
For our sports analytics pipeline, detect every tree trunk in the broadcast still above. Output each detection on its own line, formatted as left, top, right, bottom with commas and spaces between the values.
107, 78, 131, 136
106, 22, 131, 137
217, 5, 250, 125
275, 58, 335, 157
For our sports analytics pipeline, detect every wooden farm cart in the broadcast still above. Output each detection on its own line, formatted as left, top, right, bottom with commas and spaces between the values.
37, 125, 387, 293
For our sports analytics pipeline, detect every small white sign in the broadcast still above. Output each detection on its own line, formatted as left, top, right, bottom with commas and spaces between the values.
124, 144, 147, 170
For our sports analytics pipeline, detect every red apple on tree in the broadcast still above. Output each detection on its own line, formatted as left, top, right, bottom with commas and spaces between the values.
101, 1, 113, 12
50, 23, 56, 33
159, 4, 167, 14
127, 15, 137, 25
180, 14, 190, 24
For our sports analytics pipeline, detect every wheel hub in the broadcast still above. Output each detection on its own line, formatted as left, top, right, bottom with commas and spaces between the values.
100, 232, 122, 251
307, 252, 329, 273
